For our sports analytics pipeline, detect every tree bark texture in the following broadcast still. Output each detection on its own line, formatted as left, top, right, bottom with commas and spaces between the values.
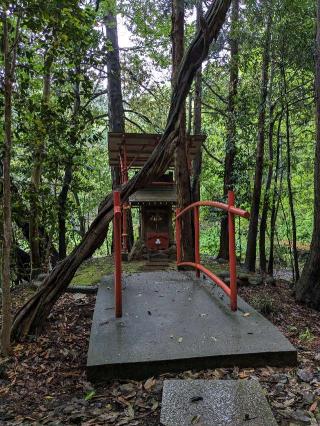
218, 0, 239, 260
295, 0, 320, 308
11, 0, 232, 340
245, 4, 272, 271
191, 0, 203, 203
1, 11, 16, 355
259, 64, 275, 273
172, 0, 194, 262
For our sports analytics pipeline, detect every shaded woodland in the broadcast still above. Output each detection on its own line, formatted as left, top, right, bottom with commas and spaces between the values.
1, 0, 320, 356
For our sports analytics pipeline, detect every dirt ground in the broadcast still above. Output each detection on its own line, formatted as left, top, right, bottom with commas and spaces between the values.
1, 272, 320, 425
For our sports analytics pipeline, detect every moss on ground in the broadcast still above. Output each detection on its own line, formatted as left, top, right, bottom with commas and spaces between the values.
70, 257, 146, 286
70, 255, 231, 287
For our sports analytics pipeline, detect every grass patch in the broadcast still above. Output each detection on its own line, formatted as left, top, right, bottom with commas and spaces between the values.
299, 327, 316, 342
251, 294, 276, 315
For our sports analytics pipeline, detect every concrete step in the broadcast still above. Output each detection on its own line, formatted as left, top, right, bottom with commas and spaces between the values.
146, 261, 169, 266
160, 380, 277, 426
144, 264, 169, 271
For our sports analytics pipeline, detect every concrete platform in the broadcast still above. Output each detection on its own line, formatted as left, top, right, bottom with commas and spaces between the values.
87, 271, 296, 381
160, 379, 277, 426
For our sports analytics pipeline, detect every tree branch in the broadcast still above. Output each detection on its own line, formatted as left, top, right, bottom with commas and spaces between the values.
202, 143, 223, 164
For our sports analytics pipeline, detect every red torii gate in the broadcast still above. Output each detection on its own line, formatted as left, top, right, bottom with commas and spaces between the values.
113, 190, 250, 317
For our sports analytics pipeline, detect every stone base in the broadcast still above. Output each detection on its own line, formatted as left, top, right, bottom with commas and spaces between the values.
87, 271, 297, 381
160, 380, 277, 426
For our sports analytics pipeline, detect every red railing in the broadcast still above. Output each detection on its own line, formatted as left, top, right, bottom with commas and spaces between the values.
113, 191, 122, 317
176, 191, 250, 311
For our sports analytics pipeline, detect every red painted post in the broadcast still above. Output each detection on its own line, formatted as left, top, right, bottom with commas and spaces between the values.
120, 145, 128, 255
228, 191, 237, 311
194, 206, 200, 278
176, 208, 181, 264
113, 191, 122, 317
122, 206, 128, 254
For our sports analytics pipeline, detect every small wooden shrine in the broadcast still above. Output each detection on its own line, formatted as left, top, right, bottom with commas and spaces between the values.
108, 132, 206, 260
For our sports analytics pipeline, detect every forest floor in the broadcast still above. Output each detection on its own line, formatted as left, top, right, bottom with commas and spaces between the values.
1, 260, 320, 425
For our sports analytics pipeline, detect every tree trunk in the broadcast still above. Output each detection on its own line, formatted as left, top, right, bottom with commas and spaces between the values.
295, 0, 320, 308
57, 77, 81, 260
105, 4, 134, 252
172, 0, 194, 262
268, 111, 283, 275
29, 52, 54, 278
245, 3, 273, 271
1, 11, 17, 355
73, 190, 86, 237
218, 0, 239, 260
259, 63, 276, 273
58, 161, 73, 260
285, 103, 299, 281
281, 66, 299, 281
12, 192, 59, 267
191, 0, 203, 203
11, 0, 232, 340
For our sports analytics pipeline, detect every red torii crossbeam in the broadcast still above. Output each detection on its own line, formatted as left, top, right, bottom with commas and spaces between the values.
176, 191, 250, 311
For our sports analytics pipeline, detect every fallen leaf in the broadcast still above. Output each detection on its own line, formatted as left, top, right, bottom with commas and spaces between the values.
151, 400, 159, 410
191, 414, 201, 424
126, 404, 135, 418
239, 371, 249, 379
310, 400, 318, 412
283, 398, 295, 407
144, 377, 156, 390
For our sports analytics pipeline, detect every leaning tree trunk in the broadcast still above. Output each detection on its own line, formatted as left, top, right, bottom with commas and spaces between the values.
172, 0, 194, 262
245, 3, 272, 272
11, 0, 232, 340
105, 4, 134, 251
295, 0, 320, 309
218, 0, 239, 260
192, 0, 203, 203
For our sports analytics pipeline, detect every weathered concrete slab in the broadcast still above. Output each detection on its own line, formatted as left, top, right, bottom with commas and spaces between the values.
160, 379, 277, 426
87, 271, 296, 381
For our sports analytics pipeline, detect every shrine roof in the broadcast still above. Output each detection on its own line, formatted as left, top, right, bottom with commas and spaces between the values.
108, 132, 206, 168
129, 186, 176, 205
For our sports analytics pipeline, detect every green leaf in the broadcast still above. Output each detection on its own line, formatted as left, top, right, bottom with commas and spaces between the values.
84, 390, 96, 401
